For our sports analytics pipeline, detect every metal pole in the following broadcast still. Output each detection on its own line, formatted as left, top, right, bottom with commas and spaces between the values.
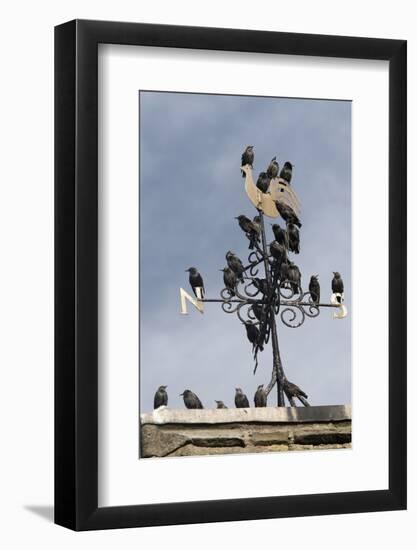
258, 210, 285, 407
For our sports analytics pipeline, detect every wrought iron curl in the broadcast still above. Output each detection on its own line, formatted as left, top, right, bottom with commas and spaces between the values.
280, 305, 306, 328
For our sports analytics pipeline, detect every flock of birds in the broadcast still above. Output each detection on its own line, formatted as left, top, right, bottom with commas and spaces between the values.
151, 147, 346, 412
184, 145, 345, 360
153, 382, 308, 410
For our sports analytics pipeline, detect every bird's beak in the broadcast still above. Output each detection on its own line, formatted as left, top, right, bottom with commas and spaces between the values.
234, 217, 238, 219
185, 269, 189, 272
179, 393, 183, 396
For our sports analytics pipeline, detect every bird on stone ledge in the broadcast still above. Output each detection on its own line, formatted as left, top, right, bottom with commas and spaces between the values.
180, 389, 204, 409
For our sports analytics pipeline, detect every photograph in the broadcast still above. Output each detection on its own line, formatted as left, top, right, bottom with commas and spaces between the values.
139, 91, 351, 458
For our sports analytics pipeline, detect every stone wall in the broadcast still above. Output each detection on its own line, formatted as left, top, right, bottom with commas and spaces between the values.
140, 405, 351, 458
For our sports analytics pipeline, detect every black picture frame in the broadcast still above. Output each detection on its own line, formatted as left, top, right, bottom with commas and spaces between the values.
55, 19, 407, 531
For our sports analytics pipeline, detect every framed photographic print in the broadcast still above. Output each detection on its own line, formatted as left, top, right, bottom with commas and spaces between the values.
55, 20, 407, 530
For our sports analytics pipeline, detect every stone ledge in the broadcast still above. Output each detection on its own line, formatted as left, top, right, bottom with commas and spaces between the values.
140, 406, 352, 458
140, 404, 351, 426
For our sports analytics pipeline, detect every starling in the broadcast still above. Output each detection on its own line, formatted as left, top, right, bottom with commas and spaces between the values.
287, 222, 300, 254
332, 271, 344, 302
235, 215, 260, 249
153, 385, 168, 409
241, 145, 254, 176
180, 389, 204, 409
309, 275, 320, 304
215, 400, 228, 409
185, 267, 205, 298
235, 214, 253, 233
226, 251, 245, 282
287, 261, 302, 294
252, 215, 262, 236
254, 384, 267, 407
279, 161, 294, 184
244, 321, 264, 352
280, 260, 289, 282
248, 216, 261, 249
252, 277, 268, 295
256, 171, 271, 193
269, 240, 287, 264
283, 379, 308, 399
271, 223, 288, 248
275, 200, 302, 228
235, 387, 250, 408
220, 266, 238, 295
251, 303, 264, 322
267, 157, 279, 179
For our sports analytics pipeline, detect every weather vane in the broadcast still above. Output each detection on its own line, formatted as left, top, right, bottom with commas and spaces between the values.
179, 147, 347, 407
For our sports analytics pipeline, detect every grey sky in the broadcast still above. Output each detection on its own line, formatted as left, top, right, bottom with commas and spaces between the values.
139, 91, 351, 412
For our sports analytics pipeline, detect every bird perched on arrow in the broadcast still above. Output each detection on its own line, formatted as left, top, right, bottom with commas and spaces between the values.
275, 200, 302, 228
235, 388, 250, 408
332, 271, 344, 302
220, 266, 238, 296
267, 156, 279, 179
279, 161, 294, 184
180, 389, 204, 409
241, 145, 254, 176
185, 267, 205, 298
153, 385, 168, 409
309, 275, 320, 304
254, 384, 267, 407
226, 251, 245, 282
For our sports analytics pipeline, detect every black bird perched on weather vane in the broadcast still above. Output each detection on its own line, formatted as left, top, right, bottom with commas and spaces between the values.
309, 275, 320, 304
254, 384, 267, 407
180, 389, 204, 409
275, 200, 302, 228
235, 215, 260, 249
251, 303, 264, 322
269, 240, 287, 265
279, 161, 294, 184
287, 222, 300, 254
220, 266, 238, 295
267, 156, 279, 179
252, 277, 268, 295
244, 321, 264, 352
235, 388, 250, 408
287, 261, 302, 294
332, 271, 344, 303
153, 385, 168, 409
226, 251, 245, 282
271, 223, 288, 248
215, 400, 228, 409
280, 260, 289, 282
256, 171, 271, 193
241, 145, 254, 176
185, 267, 205, 298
